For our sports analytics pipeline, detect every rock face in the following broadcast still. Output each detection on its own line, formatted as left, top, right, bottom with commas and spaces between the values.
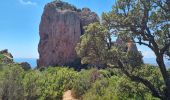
79, 8, 99, 34
38, 1, 99, 67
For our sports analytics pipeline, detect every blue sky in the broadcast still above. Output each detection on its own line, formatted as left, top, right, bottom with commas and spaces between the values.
0, 0, 154, 58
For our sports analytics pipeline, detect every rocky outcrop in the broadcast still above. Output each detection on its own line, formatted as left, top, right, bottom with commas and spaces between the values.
20, 62, 31, 71
116, 37, 138, 52
0, 49, 31, 70
0, 49, 13, 64
38, 1, 99, 68
115, 37, 143, 65
79, 8, 99, 34
0, 49, 13, 59
127, 40, 138, 52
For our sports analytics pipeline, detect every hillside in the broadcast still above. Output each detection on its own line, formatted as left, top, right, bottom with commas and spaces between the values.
0, 0, 170, 100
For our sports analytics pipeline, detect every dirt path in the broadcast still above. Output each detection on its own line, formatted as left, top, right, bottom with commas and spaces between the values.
63, 90, 77, 100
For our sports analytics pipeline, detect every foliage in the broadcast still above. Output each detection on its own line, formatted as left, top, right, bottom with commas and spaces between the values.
38, 67, 78, 100
22, 70, 42, 100
76, 0, 170, 99
82, 76, 159, 100
101, 0, 170, 98
0, 65, 78, 100
0, 64, 25, 100
0, 54, 4, 60
72, 68, 104, 98
0, 54, 13, 65
0, 63, 162, 100
76, 22, 109, 68
76, 22, 143, 68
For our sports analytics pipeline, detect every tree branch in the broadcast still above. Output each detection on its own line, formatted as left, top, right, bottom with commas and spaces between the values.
117, 60, 163, 99
161, 43, 170, 55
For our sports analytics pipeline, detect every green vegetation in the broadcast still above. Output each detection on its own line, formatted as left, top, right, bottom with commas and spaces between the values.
0, 63, 162, 100
76, 0, 170, 99
0, 45, 167, 100
0, 0, 169, 99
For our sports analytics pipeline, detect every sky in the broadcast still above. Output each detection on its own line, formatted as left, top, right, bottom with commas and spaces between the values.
0, 0, 155, 58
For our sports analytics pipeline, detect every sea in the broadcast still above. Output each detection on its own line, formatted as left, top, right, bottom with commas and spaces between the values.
14, 58, 170, 69
14, 58, 37, 69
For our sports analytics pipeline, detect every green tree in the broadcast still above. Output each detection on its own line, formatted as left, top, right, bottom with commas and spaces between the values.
102, 0, 170, 99
76, 0, 170, 99
76, 23, 109, 68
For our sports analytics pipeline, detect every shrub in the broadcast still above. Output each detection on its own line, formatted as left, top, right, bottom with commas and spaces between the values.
72, 69, 93, 98
82, 75, 159, 100
38, 67, 77, 100
22, 70, 42, 100
0, 65, 25, 100
0, 64, 161, 100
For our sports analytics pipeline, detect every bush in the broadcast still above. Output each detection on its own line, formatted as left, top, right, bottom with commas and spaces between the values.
0, 66, 78, 100
0, 65, 25, 100
0, 64, 161, 100
22, 70, 42, 100
72, 68, 108, 98
37, 67, 78, 100
72, 69, 92, 98
82, 75, 159, 100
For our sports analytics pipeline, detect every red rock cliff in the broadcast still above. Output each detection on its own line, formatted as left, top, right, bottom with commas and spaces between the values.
38, 1, 99, 67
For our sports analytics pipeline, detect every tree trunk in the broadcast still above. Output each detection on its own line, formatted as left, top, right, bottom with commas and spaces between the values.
156, 54, 170, 99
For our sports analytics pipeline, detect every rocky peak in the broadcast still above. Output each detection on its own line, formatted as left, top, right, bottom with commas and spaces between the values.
45, 0, 78, 11
116, 37, 138, 52
38, 1, 99, 68
82, 8, 91, 14
79, 8, 99, 34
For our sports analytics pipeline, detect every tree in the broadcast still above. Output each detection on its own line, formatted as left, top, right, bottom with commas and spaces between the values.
102, 0, 170, 99
76, 0, 170, 99
76, 23, 109, 68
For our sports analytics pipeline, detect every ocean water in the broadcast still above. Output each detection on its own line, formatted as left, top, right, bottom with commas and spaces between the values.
14, 58, 37, 68
14, 58, 170, 68
143, 58, 170, 68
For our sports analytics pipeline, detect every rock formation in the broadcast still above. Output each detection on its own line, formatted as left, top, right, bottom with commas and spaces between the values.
116, 37, 138, 52
38, 1, 99, 68
0, 49, 31, 70
115, 37, 143, 65
20, 62, 31, 71
127, 39, 138, 52
79, 8, 99, 34
0, 49, 13, 64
